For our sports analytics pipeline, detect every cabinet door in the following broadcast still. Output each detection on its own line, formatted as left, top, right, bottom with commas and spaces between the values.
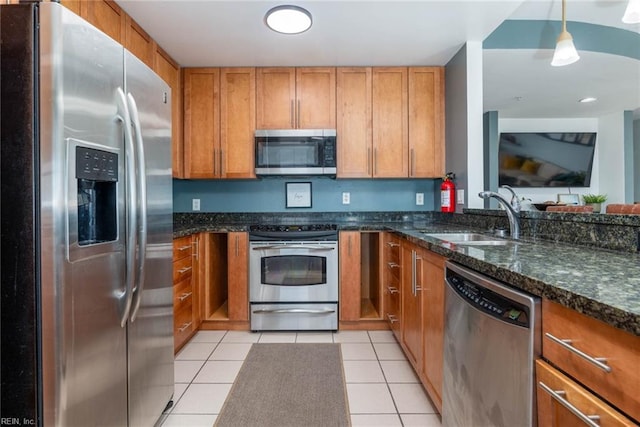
84, 0, 125, 43
60, 0, 83, 16
153, 46, 183, 178
227, 232, 249, 321
339, 231, 361, 321
124, 16, 154, 68
183, 68, 219, 178
372, 67, 408, 177
408, 67, 445, 178
421, 251, 445, 412
536, 360, 636, 427
296, 67, 336, 129
337, 67, 372, 178
256, 67, 296, 129
220, 68, 256, 179
401, 241, 422, 368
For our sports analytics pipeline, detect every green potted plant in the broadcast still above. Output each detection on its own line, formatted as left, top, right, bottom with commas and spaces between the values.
582, 194, 607, 213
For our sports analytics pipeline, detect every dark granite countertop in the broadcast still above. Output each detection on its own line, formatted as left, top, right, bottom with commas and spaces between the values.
173, 218, 640, 336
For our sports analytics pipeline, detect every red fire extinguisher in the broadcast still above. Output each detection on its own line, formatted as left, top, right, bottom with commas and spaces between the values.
441, 173, 456, 213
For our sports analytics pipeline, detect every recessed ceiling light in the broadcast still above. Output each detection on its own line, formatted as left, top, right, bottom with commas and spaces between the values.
265, 5, 312, 35
579, 97, 597, 103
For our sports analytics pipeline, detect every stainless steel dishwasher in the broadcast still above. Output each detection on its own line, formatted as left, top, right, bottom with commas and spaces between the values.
442, 262, 541, 427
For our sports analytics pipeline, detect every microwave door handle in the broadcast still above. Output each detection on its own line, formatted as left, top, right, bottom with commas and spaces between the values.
126, 92, 147, 323
116, 87, 136, 328
251, 244, 336, 251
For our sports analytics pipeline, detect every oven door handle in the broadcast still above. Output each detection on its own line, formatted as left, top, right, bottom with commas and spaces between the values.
251, 244, 336, 251
252, 308, 336, 314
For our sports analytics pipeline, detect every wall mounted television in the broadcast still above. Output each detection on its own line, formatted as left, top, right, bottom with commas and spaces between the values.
498, 132, 596, 188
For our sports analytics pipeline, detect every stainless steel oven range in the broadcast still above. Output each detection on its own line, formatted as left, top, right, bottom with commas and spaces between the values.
249, 224, 338, 331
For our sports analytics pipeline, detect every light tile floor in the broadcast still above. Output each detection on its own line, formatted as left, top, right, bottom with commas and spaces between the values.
159, 330, 442, 427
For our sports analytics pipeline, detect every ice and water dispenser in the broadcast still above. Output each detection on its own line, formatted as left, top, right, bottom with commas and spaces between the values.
75, 146, 118, 246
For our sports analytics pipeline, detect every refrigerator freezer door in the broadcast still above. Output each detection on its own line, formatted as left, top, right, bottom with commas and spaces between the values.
39, 3, 128, 426
124, 51, 174, 427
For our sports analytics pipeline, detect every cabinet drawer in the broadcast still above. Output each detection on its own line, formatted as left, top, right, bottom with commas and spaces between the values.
174, 276, 193, 313
174, 303, 194, 347
542, 300, 640, 421
173, 236, 193, 261
536, 360, 636, 426
173, 255, 193, 283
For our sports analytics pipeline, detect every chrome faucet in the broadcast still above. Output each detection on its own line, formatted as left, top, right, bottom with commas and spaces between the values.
478, 188, 521, 239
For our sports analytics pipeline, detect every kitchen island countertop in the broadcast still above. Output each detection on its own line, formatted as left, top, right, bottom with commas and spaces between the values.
174, 220, 640, 336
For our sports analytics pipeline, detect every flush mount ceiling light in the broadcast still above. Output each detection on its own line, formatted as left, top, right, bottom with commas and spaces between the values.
265, 5, 312, 34
579, 97, 597, 103
551, 0, 580, 66
622, 0, 640, 23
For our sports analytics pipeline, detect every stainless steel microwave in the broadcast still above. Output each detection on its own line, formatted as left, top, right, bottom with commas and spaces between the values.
255, 129, 337, 177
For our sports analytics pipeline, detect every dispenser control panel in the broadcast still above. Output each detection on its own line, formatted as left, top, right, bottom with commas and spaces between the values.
76, 147, 118, 182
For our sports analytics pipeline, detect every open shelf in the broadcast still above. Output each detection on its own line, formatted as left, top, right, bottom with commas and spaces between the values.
360, 232, 382, 320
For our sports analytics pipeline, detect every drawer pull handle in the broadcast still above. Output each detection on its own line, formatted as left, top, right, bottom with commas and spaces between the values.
177, 266, 192, 274
178, 292, 192, 302
545, 333, 612, 373
178, 322, 193, 333
386, 242, 400, 248
388, 286, 399, 294
177, 245, 191, 251
387, 262, 400, 269
386, 313, 398, 323
538, 381, 601, 427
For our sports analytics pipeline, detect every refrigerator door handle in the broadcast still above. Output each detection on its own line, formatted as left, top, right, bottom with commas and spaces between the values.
126, 92, 148, 322
117, 87, 137, 327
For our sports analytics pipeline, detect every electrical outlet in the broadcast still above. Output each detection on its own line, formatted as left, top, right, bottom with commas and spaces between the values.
192, 198, 201, 211
457, 189, 465, 204
416, 193, 424, 205
342, 192, 350, 205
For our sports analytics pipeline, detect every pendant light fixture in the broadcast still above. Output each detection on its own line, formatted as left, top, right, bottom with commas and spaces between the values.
622, 0, 640, 24
551, 0, 580, 67
265, 5, 312, 34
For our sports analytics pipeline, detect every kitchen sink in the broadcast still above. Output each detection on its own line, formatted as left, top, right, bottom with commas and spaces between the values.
422, 233, 518, 246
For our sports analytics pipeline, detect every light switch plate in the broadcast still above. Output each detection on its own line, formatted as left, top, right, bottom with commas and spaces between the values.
192, 198, 201, 211
457, 189, 464, 204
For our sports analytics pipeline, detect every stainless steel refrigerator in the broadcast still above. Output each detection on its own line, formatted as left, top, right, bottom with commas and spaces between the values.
1, 3, 174, 426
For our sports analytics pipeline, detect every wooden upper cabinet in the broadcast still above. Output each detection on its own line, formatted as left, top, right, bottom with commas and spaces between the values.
125, 16, 155, 69
256, 67, 336, 129
153, 46, 183, 178
83, 0, 125, 43
408, 67, 445, 178
60, 0, 82, 16
372, 67, 408, 177
183, 68, 219, 179
337, 67, 372, 178
256, 68, 296, 129
296, 67, 336, 129
220, 68, 256, 179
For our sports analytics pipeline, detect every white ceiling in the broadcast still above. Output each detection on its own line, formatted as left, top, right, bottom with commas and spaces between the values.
119, 0, 640, 119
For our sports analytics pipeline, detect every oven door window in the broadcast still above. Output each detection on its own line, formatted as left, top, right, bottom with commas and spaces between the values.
261, 255, 326, 286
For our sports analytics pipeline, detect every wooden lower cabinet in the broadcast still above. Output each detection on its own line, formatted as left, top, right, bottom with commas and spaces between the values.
173, 234, 200, 352
394, 237, 445, 414
200, 232, 249, 330
338, 231, 386, 330
536, 360, 636, 426
541, 299, 640, 423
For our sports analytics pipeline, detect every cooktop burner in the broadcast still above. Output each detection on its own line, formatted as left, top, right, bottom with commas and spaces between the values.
249, 224, 337, 233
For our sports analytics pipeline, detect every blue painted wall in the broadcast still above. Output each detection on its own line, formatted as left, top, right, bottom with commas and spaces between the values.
173, 177, 437, 212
